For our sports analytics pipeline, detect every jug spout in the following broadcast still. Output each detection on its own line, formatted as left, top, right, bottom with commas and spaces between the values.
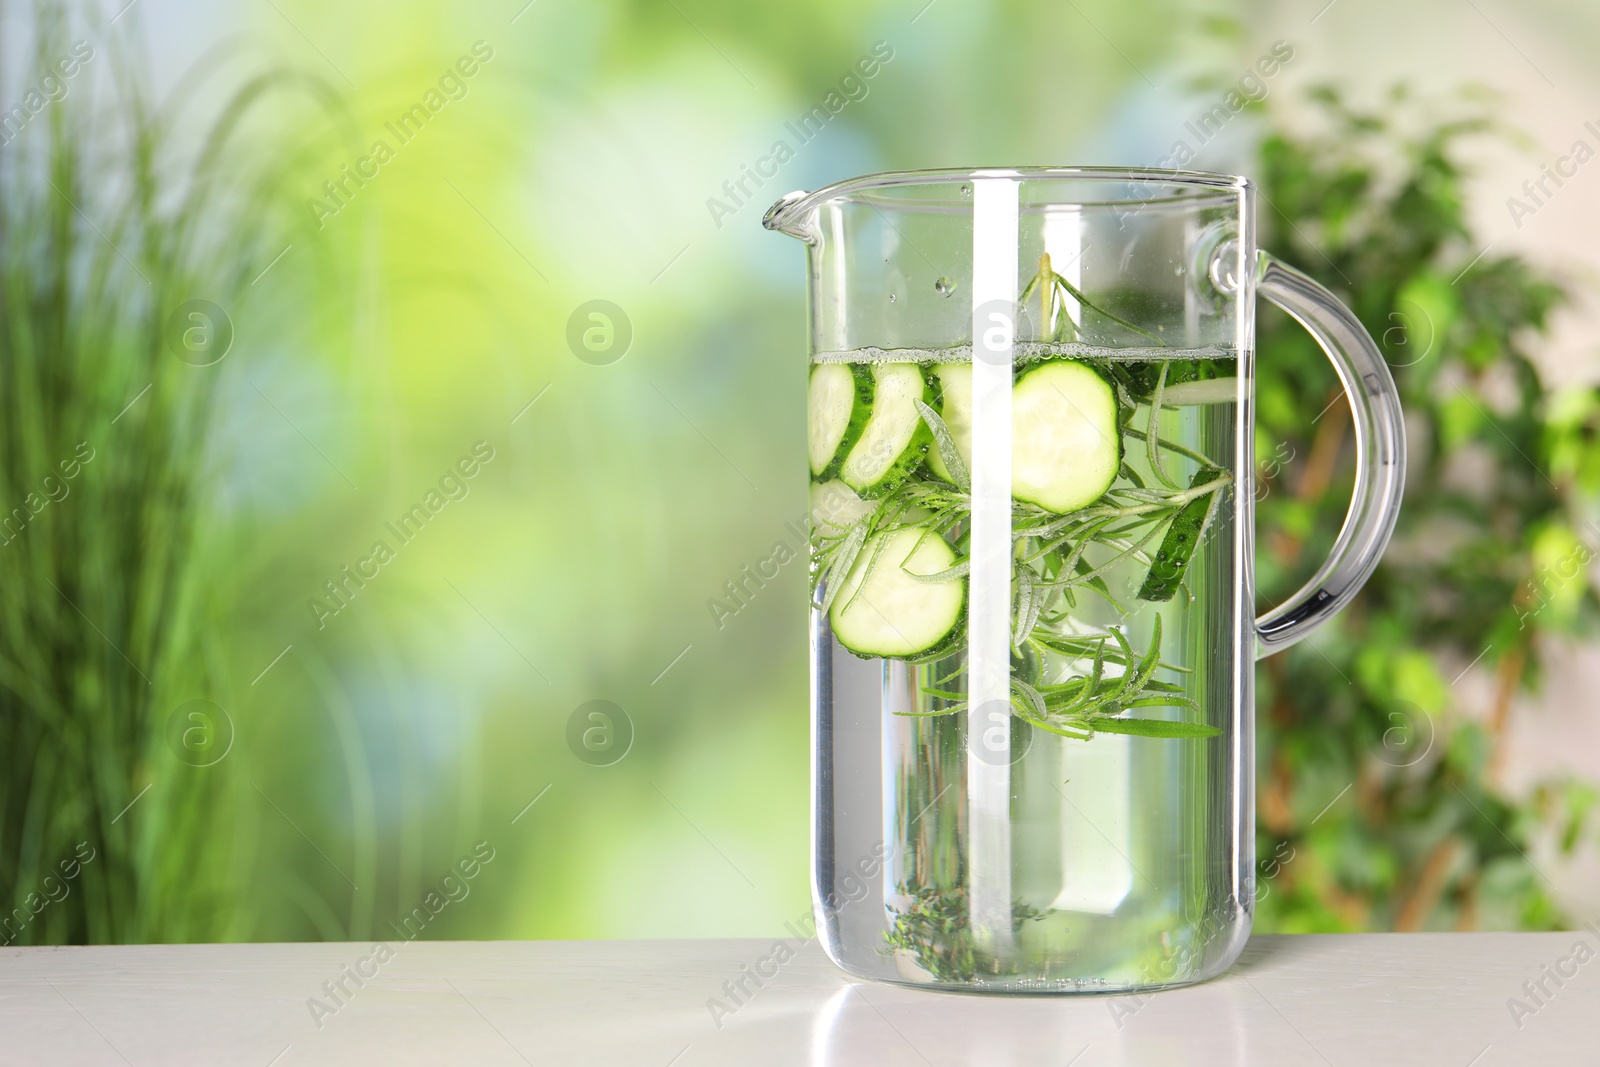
762, 189, 817, 242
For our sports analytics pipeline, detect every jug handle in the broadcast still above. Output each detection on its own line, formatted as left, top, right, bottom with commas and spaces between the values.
1252, 250, 1407, 657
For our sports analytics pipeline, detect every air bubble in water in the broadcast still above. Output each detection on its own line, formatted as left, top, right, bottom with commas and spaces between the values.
888, 293, 896, 302
934, 276, 957, 297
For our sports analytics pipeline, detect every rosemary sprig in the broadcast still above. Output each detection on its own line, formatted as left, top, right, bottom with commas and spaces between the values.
812, 479, 1227, 740
1018, 253, 1167, 347
808, 322, 1234, 742
1019, 618, 1211, 739
884, 883, 1046, 982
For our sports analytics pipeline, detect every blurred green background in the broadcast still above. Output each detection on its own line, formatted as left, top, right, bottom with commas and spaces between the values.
4, 0, 1600, 945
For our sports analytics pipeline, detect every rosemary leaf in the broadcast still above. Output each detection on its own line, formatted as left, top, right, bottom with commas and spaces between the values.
909, 559, 971, 584
818, 520, 867, 613
1146, 362, 1180, 489
1049, 273, 1166, 347
915, 398, 971, 493
1089, 717, 1221, 739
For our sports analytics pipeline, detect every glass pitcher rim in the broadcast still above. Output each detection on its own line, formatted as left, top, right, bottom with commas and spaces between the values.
763, 166, 1251, 237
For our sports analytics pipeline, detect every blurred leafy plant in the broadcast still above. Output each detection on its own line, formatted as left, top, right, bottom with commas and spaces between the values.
1252, 85, 1600, 932
0, 6, 293, 943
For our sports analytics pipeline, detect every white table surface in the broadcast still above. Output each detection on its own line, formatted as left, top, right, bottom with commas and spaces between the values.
1, 933, 1595, 1065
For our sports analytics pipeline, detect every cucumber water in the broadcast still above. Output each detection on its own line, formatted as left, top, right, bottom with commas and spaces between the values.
810, 341, 1246, 990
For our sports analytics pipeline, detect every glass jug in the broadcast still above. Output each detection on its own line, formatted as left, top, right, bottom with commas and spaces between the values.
764, 168, 1404, 993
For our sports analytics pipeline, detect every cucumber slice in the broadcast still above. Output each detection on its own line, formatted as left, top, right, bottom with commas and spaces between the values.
808, 363, 871, 478
926, 363, 972, 484
809, 480, 876, 533
1159, 377, 1238, 406
1137, 465, 1225, 602
1011, 360, 1120, 513
838, 363, 931, 498
829, 527, 964, 658
924, 361, 1118, 512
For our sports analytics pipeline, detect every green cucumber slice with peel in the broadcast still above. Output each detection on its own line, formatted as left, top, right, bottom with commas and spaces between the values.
1011, 360, 1120, 513
1137, 465, 1225, 602
809, 480, 876, 533
829, 527, 964, 658
838, 363, 931, 498
926, 363, 973, 484
808, 363, 872, 478
925, 360, 1118, 515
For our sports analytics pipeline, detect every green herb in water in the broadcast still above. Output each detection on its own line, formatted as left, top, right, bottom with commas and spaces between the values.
808, 260, 1232, 742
